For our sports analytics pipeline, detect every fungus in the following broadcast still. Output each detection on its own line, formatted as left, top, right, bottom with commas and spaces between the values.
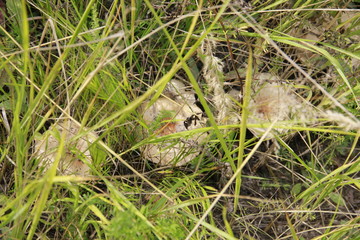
34, 120, 96, 176
140, 80, 208, 166
246, 77, 311, 138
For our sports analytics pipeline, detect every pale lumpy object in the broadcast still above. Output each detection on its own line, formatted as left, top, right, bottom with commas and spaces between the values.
34, 120, 94, 176
247, 81, 304, 137
141, 80, 208, 166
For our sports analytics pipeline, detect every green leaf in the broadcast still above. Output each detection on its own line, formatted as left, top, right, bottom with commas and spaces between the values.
329, 192, 346, 207
291, 183, 303, 196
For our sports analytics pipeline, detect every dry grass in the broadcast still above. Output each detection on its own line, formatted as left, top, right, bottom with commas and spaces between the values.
0, 0, 359, 239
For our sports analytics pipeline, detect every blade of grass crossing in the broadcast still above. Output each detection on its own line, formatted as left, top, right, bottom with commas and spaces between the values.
22, 0, 97, 126
234, 48, 253, 212
26, 131, 67, 240
11, 0, 30, 237
185, 121, 276, 239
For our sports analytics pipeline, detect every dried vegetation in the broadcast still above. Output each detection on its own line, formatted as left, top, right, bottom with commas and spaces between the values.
0, 0, 359, 239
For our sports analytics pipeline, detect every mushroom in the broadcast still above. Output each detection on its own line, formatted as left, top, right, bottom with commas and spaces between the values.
245, 73, 315, 138
140, 80, 208, 166
227, 72, 312, 138
34, 120, 96, 176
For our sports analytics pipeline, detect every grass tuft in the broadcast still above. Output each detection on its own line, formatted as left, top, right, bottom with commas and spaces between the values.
0, 0, 359, 239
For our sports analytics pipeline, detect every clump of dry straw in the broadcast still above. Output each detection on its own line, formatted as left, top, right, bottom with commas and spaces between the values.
198, 36, 235, 124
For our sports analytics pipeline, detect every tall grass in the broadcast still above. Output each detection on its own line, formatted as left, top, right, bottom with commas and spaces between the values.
0, 0, 359, 239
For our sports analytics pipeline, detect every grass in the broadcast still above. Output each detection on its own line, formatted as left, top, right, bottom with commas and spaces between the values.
0, 0, 359, 239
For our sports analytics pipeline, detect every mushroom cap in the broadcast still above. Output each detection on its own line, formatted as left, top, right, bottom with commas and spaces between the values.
34, 120, 95, 176
247, 81, 303, 137
140, 80, 208, 166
